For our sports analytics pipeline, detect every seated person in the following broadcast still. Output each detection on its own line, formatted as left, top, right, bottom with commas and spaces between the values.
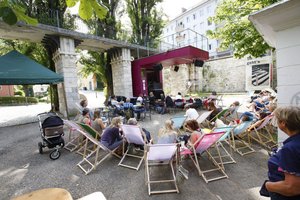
203, 91, 217, 109
184, 105, 199, 120
123, 98, 134, 120
181, 119, 203, 146
133, 100, 145, 120
79, 99, 93, 119
77, 108, 92, 126
175, 92, 183, 100
100, 117, 123, 150
137, 93, 144, 104
157, 119, 177, 144
224, 101, 240, 118
127, 118, 152, 145
91, 110, 106, 136
208, 101, 222, 121
148, 91, 156, 107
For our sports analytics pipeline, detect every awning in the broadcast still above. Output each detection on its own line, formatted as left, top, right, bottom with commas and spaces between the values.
0, 50, 63, 85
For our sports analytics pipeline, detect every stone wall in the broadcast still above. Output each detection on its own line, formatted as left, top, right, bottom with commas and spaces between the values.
162, 56, 247, 95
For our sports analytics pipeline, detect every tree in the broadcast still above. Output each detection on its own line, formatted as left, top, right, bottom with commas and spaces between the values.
0, 0, 107, 25
125, 0, 164, 47
207, 0, 279, 58
0, 0, 37, 25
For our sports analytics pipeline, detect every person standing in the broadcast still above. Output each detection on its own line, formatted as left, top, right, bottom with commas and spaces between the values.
262, 106, 300, 199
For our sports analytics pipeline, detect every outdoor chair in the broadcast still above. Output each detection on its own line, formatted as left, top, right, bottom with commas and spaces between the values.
230, 121, 255, 156
118, 125, 147, 170
181, 131, 228, 183
143, 100, 152, 120
170, 115, 187, 135
76, 128, 121, 175
174, 99, 184, 110
209, 108, 229, 125
76, 123, 102, 156
63, 120, 85, 152
145, 143, 180, 195
209, 127, 236, 165
196, 110, 213, 128
248, 115, 277, 150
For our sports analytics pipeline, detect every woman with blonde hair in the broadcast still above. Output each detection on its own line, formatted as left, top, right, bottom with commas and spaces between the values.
100, 117, 123, 150
262, 106, 300, 199
157, 119, 177, 144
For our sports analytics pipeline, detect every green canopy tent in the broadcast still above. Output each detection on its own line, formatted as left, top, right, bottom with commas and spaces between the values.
0, 50, 63, 84
0, 50, 67, 115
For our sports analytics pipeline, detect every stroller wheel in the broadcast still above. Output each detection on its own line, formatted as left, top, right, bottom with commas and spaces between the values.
49, 150, 60, 160
60, 138, 65, 148
38, 142, 43, 154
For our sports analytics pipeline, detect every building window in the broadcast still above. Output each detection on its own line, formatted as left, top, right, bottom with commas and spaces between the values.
193, 14, 196, 20
209, 44, 212, 50
207, 19, 212, 26
207, 5, 212, 15
199, 9, 204, 17
186, 17, 189, 23
167, 28, 169, 33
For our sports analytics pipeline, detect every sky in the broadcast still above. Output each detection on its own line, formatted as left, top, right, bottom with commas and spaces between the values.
158, 0, 203, 20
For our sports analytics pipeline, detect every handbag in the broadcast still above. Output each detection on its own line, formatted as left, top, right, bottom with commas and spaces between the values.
259, 180, 270, 197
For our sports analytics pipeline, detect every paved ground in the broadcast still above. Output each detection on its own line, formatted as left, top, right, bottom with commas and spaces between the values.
0, 93, 271, 200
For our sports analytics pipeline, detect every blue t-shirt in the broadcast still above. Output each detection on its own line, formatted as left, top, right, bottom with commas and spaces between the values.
268, 133, 300, 199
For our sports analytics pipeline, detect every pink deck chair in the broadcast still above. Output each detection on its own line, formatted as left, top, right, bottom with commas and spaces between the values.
145, 144, 179, 195
181, 131, 228, 183
63, 120, 84, 152
118, 125, 147, 170
248, 115, 277, 150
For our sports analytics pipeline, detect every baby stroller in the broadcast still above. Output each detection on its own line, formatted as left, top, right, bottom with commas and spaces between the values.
37, 112, 65, 160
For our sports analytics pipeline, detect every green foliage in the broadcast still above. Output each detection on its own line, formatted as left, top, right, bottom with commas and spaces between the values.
0, 0, 37, 25
14, 90, 25, 97
0, 96, 38, 105
125, 0, 165, 46
207, 0, 278, 58
66, 0, 107, 20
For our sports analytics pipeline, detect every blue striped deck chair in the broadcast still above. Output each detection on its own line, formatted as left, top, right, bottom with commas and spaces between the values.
210, 127, 236, 166
170, 115, 187, 134
230, 121, 255, 156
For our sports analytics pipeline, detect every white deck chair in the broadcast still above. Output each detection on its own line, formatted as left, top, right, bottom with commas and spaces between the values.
118, 125, 147, 170
230, 121, 255, 156
216, 95, 224, 107
181, 131, 228, 183
76, 129, 121, 175
196, 110, 213, 128
248, 115, 277, 150
145, 144, 179, 195
63, 120, 85, 152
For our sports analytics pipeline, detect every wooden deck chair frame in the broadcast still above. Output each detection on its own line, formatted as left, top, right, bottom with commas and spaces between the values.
196, 110, 213, 128
248, 116, 277, 150
170, 116, 187, 135
76, 129, 121, 175
76, 123, 101, 156
182, 131, 228, 183
118, 125, 147, 170
145, 144, 179, 195
210, 127, 236, 165
209, 108, 229, 122
229, 122, 255, 156
63, 120, 85, 152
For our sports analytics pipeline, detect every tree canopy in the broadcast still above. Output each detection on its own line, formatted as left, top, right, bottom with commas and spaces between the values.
207, 0, 279, 58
